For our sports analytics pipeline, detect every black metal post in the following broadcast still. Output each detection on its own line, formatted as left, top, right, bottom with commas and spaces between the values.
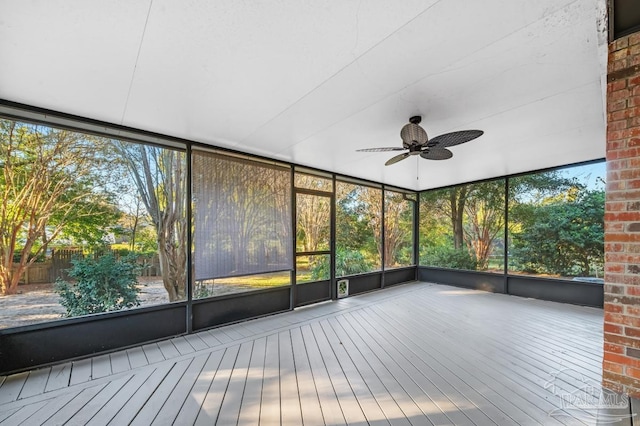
414, 192, 420, 281
186, 144, 193, 334
504, 177, 509, 295
381, 186, 386, 288
291, 169, 297, 309
330, 174, 337, 299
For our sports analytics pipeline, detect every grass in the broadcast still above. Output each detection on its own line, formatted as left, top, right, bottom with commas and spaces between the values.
210, 269, 319, 288
213, 271, 291, 288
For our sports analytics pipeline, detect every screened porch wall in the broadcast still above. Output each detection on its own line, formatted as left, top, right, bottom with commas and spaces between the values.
0, 101, 606, 374
0, 102, 420, 374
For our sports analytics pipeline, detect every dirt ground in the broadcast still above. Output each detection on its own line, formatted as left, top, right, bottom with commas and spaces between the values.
0, 277, 261, 329
0, 277, 172, 329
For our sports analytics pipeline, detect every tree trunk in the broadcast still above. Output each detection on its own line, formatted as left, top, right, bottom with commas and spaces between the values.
450, 187, 467, 250
582, 258, 591, 276
0, 265, 19, 295
157, 222, 186, 302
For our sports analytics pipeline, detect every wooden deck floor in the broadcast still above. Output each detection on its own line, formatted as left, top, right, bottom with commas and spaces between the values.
0, 282, 607, 425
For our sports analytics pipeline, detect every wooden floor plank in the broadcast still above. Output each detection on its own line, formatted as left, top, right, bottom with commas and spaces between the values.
44, 363, 71, 392
310, 321, 369, 425
238, 318, 266, 335
0, 400, 48, 425
359, 307, 546, 426
109, 350, 131, 374
336, 313, 451, 425
129, 359, 193, 425
150, 354, 210, 425
368, 303, 572, 425
44, 376, 129, 425
225, 323, 252, 338
127, 346, 149, 370
91, 354, 112, 379
317, 318, 391, 426
0, 406, 20, 423
170, 336, 196, 355
101, 363, 175, 426
385, 289, 602, 421
301, 323, 347, 425
172, 350, 225, 425
477, 316, 601, 379
290, 327, 326, 425
184, 333, 209, 352
142, 343, 165, 364
236, 337, 267, 425
69, 358, 92, 386
278, 330, 303, 426
194, 345, 241, 425
406, 291, 602, 399
196, 330, 222, 348
27, 384, 105, 425
0, 371, 29, 404
0, 282, 605, 426
208, 328, 234, 344
326, 316, 413, 426
156, 339, 182, 359
259, 333, 281, 425
351, 308, 523, 425
19, 367, 51, 400
216, 341, 253, 425
219, 326, 244, 341
371, 298, 589, 423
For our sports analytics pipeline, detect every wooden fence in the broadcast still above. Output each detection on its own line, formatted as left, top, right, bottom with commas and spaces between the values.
14, 249, 161, 285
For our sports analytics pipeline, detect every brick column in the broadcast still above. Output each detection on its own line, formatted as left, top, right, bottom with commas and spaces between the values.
603, 31, 640, 396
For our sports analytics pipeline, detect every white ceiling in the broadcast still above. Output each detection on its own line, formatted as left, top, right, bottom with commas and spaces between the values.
0, 0, 608, 190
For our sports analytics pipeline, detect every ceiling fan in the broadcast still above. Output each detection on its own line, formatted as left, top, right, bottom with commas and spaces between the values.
357, 116, 483, 166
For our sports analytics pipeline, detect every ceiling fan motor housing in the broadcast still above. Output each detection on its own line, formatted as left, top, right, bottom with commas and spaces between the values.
400, 123, 428, 147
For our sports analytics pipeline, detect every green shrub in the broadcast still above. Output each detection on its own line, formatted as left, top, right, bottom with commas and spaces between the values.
56, 253, 141, 317
194, 280, 213, 299
311, 249, 374, 279
421, 246, 478, 270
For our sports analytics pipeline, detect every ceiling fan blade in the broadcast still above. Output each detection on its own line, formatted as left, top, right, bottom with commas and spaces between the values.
420, 148, 453, 160
356, 147, 406, 152
428, 130, 483, 148
385, 152, 410, 166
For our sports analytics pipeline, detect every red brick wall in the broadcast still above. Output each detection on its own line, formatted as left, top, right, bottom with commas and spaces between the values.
604, 31, 640, 396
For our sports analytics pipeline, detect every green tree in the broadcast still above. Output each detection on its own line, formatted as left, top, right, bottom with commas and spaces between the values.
0, 120, 118, 294
297, 190, 330, 252
420, 171, 575, 270
113, 143, 187, 302
336, 183, 381, 269
510, 189, 604, 276
311, 248, 373, 279
384, 192, 414, 267
420, 183, 499, 268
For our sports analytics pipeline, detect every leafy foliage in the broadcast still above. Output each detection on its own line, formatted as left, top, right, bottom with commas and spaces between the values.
420, 245, 478, 270
336, 183, 382, 270
311, 249, 374, 279
418, 167, 601, 277
420, 181, 505, 269
0, 120, 119, 294
56, 254, 141, 317
509, 190, 604, 276
193, 280, 214, 299
384, 191, 415, 267
114, 143, 187, 302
